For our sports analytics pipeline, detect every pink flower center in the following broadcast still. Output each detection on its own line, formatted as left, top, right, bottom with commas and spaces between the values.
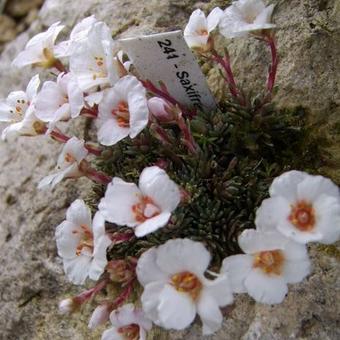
170, 271, 203, 301
196, 28, 208, 36
132, 196, 160, 223
118, 324, 140, 340
289, 201, 315, 232
112, 101, 130, 128
253, 250, 284, 275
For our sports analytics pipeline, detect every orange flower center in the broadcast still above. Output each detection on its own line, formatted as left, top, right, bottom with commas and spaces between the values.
289, 201, 315, 232
253, 250, 285, 275
73, 224, 94, 256
118, 324, 140, 340
112, 101, 130, 128
32, 121, 46, 134
132, 196, 160, 223
170, 271, 203, 301
64, 152, 76, 163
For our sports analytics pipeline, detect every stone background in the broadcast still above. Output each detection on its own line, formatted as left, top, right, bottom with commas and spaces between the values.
0, 0, 339, 339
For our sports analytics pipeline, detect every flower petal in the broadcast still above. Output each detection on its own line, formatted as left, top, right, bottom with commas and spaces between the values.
66, 199, 92, 228
238, 229, 288, 254
157, 284, 196, 330
55, 220, 81, 258
283, 259, 311, 284
269, 170, 308, 201
136, 247, 168, 286
207, 7, 224, 32
255, 196, 291, 232
139, 166, 180, 212
197, 290, 223, 335
156, 238, 211, 277
97, 116, 129, 146
244, 268, 288, 304
313, 194, 340, 244
297, 175, 340, 202
89, 235, 111, 280
134, 212, 171, 237
221, 254, 253, 293
63, 254, 92, 285
98, 177, 141, 226
141, 282, 165, 325
101, 327, 123, 340
202, 274, 234, 307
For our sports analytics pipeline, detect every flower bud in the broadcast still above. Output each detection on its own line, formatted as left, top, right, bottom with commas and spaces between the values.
88, 304, 111, 329
107, 259, 135, 284
148, 97, 174, 122
58, 298, 76, 315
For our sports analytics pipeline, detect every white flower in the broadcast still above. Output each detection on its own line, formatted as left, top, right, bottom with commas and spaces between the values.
12, 22, 64, 68
0, 75, 46, 140
222, 229, 311, 304
2, 110, 46, 141
35, 73, 84, 128
219, 0, 275, 38
55, 15, 98, 58
136, 239, 233, 335
184, 8, 223, 50
97, 75, 149, 146
69, 21, 120, 92
102, 304, 152, 340
99, 166, 180, 237
255, 170, 340, 244
0, 74, 40, 123
55, 200, 112, 285
38, 137, 88, 189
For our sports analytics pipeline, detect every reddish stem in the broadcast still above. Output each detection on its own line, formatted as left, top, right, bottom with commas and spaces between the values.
110, 231, 135, 244
49, 129, 102, 156
266, 35, 278, 94
53, 59, 67, 73
111, 279, 135, 309
211, 50, 245, 105
150, 123, 172, 145
176, 114, 198, 154
85, 166, 112, 185
73, 279, 108, 305
142, 80, 196, 119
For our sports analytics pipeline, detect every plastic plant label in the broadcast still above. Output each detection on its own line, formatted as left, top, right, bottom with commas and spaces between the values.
119, 30, 216, 112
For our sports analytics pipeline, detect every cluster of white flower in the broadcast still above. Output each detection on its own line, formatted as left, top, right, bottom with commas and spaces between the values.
184, 0, 275, 50
1, 1, 339, 339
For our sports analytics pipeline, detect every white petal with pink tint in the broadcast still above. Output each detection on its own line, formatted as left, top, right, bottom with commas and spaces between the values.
38, 137, 88, 189
137, 238, 233, 334
56, 200, 110, 285
99, 166, 180, 237
97, 75, 149, 146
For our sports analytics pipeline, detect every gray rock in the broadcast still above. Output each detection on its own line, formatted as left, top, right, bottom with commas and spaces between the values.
0, 0, 339, 339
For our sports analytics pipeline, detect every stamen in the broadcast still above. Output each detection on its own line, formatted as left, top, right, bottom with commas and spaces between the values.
289, 201, 315, 232
253, 250, 284, 275
132, 196, 160, 223
171, 271, 203, 300
112, 101, 130, 128
118, 324, 140, 340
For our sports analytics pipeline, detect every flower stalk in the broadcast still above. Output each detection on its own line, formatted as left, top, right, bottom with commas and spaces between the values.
265, 34, 278, 94
142, 80, 196, 119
